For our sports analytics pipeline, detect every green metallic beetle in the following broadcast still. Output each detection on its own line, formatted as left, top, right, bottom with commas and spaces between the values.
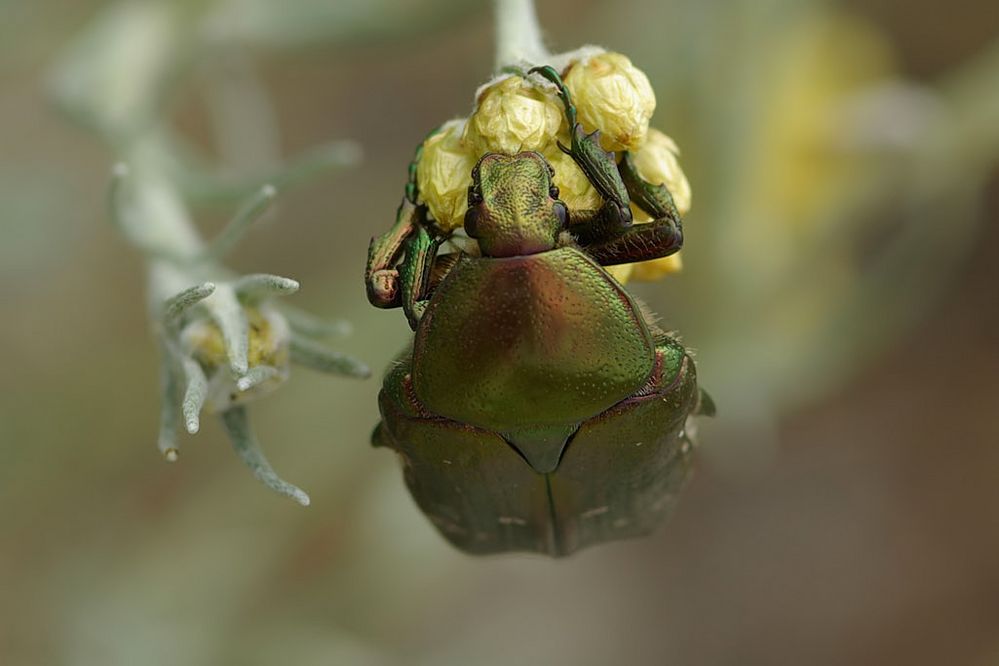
364, 67, 712, 556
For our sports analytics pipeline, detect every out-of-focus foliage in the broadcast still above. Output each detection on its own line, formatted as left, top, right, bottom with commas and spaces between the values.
647, 3, 999, 471
49, 0, 373, 505
1, 0, 998, 664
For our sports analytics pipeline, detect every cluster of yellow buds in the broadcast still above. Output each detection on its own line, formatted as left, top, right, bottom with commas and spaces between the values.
415, 49, 691, 284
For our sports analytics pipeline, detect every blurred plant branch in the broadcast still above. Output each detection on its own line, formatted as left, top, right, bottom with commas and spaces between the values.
47, 1, 370, 504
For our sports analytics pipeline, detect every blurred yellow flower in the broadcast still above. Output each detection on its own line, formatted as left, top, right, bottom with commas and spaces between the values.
751, 14, 893, 233
416, 119, 476, 232
463, 75, 564, 156
564, 52, 656, 152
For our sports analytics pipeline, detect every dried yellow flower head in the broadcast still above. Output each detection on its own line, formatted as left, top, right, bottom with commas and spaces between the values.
564, 52, 656, 152
463, 75, 564, 156
631, 129, 692, 215
545, 148, 602, 211
182, 306, 291, 410
413, 57, 689, 286
416, 120, 476, 232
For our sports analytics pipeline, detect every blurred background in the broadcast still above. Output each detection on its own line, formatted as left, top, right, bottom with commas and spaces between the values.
2, 0, 998, 664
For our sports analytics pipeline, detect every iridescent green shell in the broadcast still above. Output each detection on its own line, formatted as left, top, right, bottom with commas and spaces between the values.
374, 247, 700, 556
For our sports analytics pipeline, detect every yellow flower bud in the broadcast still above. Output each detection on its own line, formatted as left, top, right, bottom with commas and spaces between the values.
463, 75, 564, 156
416, 120, 476, 232
545, 147, 603, 212
564, 52, 656, 152
631, 128, 692, 215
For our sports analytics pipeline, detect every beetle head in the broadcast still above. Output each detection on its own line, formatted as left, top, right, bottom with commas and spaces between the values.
464, 152, 568, 257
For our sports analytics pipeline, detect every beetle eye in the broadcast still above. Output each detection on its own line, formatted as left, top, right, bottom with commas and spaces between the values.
549, 185, 560, 199
467, 186, 482, 206
464, 207, 480, 236
553, 201, 568, 228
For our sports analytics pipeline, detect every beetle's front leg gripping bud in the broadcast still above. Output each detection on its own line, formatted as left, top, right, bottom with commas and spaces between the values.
530, 64, 631, 214
629, 129, 691, 216
563, 125, 632, 220
528, 65, 578, 127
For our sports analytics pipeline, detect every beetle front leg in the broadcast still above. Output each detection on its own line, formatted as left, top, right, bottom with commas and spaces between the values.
366, 129, 446, 312
530, 66, 633, 225
579, 216, 682, 266
582, 151, 684, 266
529, 65, 684, 266
399, 226, 444, 330
365, 196, 421, 308
366, 206, 455, 323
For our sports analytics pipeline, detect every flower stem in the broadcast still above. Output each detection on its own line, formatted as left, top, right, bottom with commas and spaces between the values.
493, 0, 549, 71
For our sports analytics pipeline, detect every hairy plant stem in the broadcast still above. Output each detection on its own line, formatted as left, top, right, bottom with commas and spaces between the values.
493, 0, 549, 70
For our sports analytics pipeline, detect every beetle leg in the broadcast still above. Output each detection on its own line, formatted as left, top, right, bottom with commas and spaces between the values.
695, 388, 717, 417
530, 65, 633, 225
399, 226, 444, 330
428, 252, 461, 287
576, 213, 683, 266
618, 150, 682, 225
572, 151, 685, 266
529, 66, 684, 266
365, 196, 421, 308
366, 129, 448, 311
